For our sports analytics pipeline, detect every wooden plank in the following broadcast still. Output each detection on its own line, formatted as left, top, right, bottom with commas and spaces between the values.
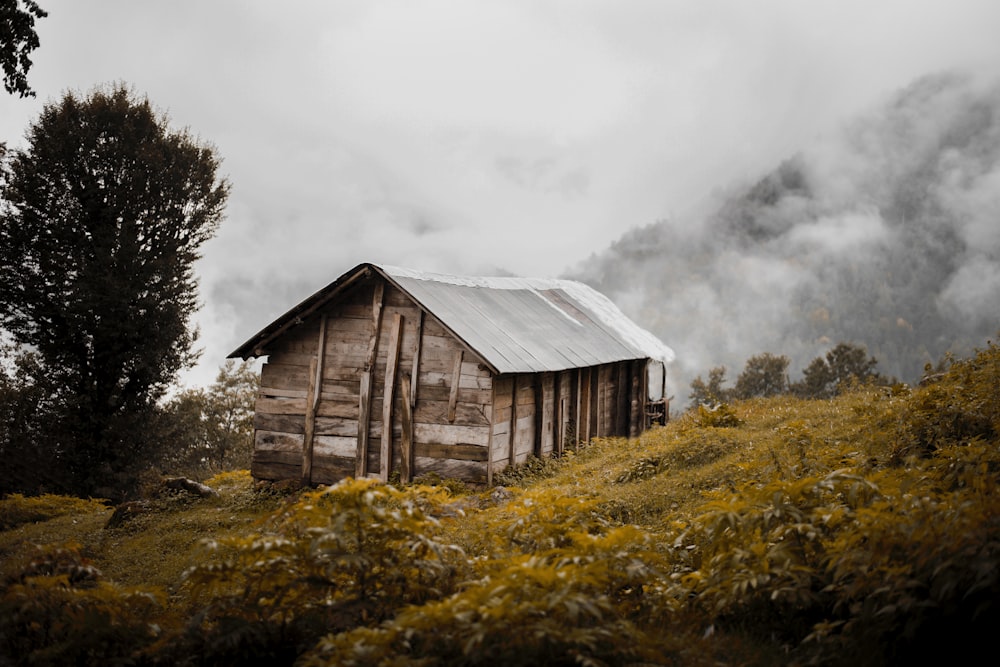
413, 456, 486, 483
313, 435, 359, 458
356, 371, 372, 477
260, 381, 359, 402
256, 396, 306, 415
549, 373, 565, 455
254, 412, 303, 434
414, 422, 490, 446
422, 316, 449, 338
260, 362, 310, 391
380, 312, 404, 481
398, 383, 491, 406
574, 368, 582, 450
366, 280, 386, 369
302, 358, 319, 486
534, 374, 545, 458
255, 430, 304, 452
414, 400, 490, 426
508, 376, 518, 466
411, 310, 424, 407
412, 441, 488, 462
418, 371, 491, 391
356, 281, 385, 478
310, 454, 356, 485
316, 399, 362, 420
400, 372, 414, 483
252, 454, 300, 482
259, 386, 308, 399
629, 361, 641, 438
447, 349, 463, 423
256, 413, 362, 437
302, 316, 327, 485
486, 379, 495, 486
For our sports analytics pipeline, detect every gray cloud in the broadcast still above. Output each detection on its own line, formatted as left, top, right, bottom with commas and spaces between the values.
3, 2, 1000, 389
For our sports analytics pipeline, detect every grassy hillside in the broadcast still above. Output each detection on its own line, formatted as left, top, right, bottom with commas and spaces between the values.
2, 341, 998, 666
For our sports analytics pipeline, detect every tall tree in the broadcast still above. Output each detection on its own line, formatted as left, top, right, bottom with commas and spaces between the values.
732, 352, 790, 399
0, 0, 47, 98
0, 84, 229, 495
791, 342, 885, 399
156, 360, 259, 478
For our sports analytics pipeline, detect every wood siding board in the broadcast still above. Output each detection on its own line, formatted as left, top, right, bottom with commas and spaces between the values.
301, 355, 319, 484
629, 360, 641, 438
534, 374, 543, 457
255, 430, 304, 452
413, 423, 490, 446
400, 373, 414, 483
260, 362, 311, 391
256, 396, 306, 415
310, 454, 356, 485
508, 376, 518, 466
356, 281, 385, 478
411, 310, 424, 407
379, 312, 404, 481
414, 400, 490, 426
413, 442, 488, 462
412, 456, 486, 482
486, 378, 495, 486
313, 435, 360, 458
302, 315, 328, 485
447, 350, 463, 422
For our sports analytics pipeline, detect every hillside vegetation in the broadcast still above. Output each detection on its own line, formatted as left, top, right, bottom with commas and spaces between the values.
1, 341, 998, 666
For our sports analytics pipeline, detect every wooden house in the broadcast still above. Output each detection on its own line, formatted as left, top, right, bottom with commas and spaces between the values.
229, 262, 675, 486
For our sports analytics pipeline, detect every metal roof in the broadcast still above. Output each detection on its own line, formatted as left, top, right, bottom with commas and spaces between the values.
229, 262, 675, 375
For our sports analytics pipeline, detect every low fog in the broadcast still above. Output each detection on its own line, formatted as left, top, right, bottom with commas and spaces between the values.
574, 71, 1000, 402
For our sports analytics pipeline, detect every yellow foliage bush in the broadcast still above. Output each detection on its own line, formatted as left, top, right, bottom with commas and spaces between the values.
0, 494, 109, 531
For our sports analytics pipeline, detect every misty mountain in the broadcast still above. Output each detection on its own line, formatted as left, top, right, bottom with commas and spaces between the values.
573, 71, 1000, 402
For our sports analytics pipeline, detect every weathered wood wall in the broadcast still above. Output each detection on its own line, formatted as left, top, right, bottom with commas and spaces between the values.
251, 272, 657, 487
485, 359, 649, 483
252, 274, 493, 485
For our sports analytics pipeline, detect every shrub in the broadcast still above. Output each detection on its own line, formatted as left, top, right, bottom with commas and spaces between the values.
0, 543, 166, 666
0, 494, 109, 531
175, 478, 466, 663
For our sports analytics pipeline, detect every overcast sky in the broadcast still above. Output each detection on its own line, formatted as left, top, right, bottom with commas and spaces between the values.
3, 0, 1000, 389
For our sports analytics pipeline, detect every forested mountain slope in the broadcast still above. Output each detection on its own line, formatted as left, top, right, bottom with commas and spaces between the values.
573, 71, 1000, 399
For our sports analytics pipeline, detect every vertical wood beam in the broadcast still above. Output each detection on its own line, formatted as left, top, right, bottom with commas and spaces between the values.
447, 349, 463, 423
302, 356, 319, 485
487, 380, 496, 486
301, 315, 327, 486
534, 374, 544, 458
380, 312, 404, 482
575, 368, 583, 451
400, 372, 413, 483
509, 376, 518, 466
410, 310, 424, 408
661, 363, 668, 424
553, 372, 561, 457
617, 362, 628, 436
356, 282, 385, 478
629, 361, 641, 438
596, 368, 603, 438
